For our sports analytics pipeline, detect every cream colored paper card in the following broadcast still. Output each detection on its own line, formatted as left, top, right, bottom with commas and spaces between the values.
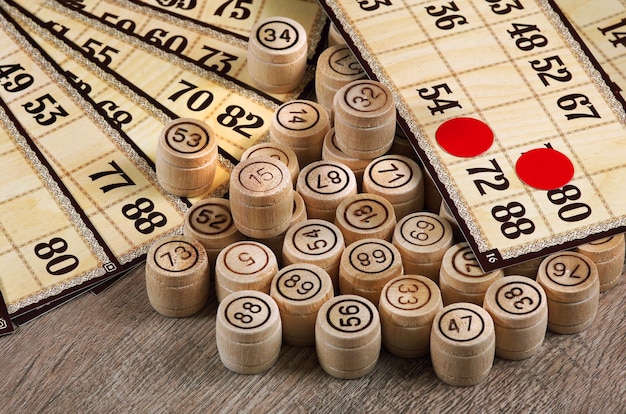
321, 0, 626, 270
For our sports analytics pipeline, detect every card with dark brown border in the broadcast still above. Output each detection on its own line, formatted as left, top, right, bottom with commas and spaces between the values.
0, 4, 190, 327
320, 0, 626, 271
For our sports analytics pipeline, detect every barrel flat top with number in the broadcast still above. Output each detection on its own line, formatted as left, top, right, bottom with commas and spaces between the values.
271, 263, 333, 311
147, 235, 206, 279
317, 294, 380, 346
218, 290, 280, 344
319, 45, 365, 86
537, 252, 599, 302
158, 118, 216, 167
440, 243, 503, 292
219, 241, 276, 278
484, 275, 547, 329
393, 212, 454, 262
271, 100, 330, 143
249, 17, 308, 64
334, 79, 395, 126
231, 156, 291, 204
297, 160, 357, 203
381, 275, 442, 327
336, 193, 396, 236
433, 302, 495, 356
319, 0, 626, 271
363, 155, 423, 203
183, 198, 241, 245
241, 142, 300, 184
341, 238, 402, 288
284, 219, 345, 261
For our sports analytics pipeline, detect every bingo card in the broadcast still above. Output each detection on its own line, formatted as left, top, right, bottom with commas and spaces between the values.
0, 5, 186, 333
320, 0, 626, 271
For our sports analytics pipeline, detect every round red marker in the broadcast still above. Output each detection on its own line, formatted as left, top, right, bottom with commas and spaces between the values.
435, 117, 494, 158
515, 148, 574, 190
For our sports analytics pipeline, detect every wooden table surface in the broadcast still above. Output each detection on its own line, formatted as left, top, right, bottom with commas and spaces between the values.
1, 263, 624, 413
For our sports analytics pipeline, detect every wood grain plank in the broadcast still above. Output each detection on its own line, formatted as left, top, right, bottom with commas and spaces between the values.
1, 265, 623, 412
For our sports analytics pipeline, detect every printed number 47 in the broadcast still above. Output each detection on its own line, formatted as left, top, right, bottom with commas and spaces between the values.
448, 315, 472, 333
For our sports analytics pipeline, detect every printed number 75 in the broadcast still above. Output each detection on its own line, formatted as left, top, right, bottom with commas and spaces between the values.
357, 0, 393, 12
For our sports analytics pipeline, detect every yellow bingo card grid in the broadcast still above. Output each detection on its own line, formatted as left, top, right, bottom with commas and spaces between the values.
320, 0, 626, 271
6, 1, 232, 198
552, 0, 626, 105
132, 0, 326, 45
0, 6, 186, 331
47, 0, 316, 103
10, 0, 279, 163
0, 105, 111, 335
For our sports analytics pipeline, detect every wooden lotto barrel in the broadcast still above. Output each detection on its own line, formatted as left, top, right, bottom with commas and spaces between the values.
389, 128, 416, 159
575, 234, 625, 292
247, 16, 308, 93
216, 290, 282, 374
183, 198, 244, 271
322, 128, 371, 190
229, 156, 293, 239
439, 243, 504, 306
379, 275, 443, 358
241, 142, 300, 188
282, 218, 345, 291
430, 302, 496, 386
333, 79, 396, 160
296, 160, 358, 222
537, 252, 599, 334
155, 118, 217, 197
503, 256, 545, 279
315, 294, 381, 379
339, 238, 403, 307
362, 154, 424, 220
439, 201, 463, 243
392, 212, 454, 283
270, 263, 334, 346
270, 99, 330, 167
328, 22, 346, 47
315, 45, 365, 115
335, 193, 397, 246
483, 275, 548, 360
214, 241, 278, 303
145, 235, 210, 317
